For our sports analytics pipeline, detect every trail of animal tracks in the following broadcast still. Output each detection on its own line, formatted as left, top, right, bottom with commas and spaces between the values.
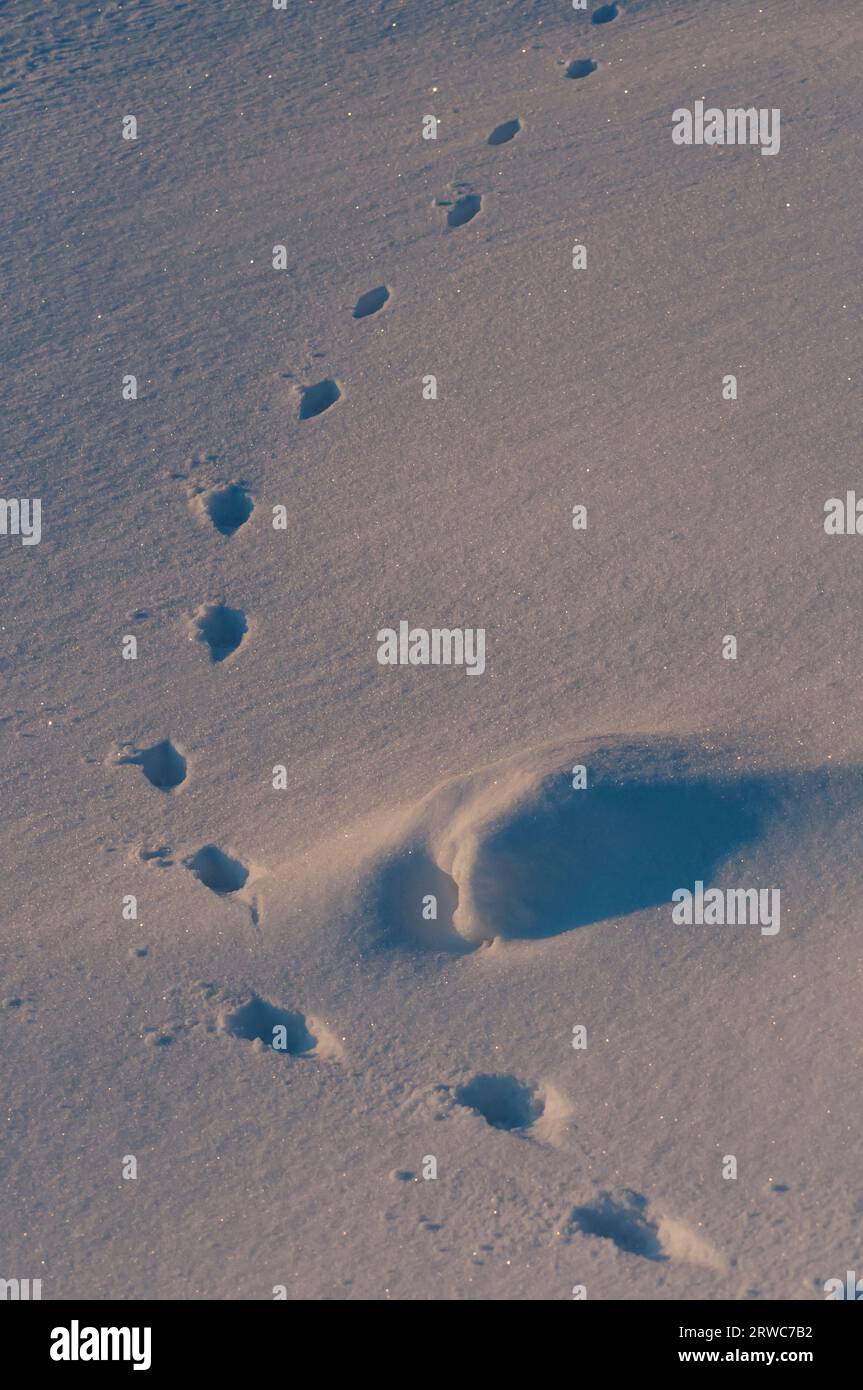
1, 0, 862, 1300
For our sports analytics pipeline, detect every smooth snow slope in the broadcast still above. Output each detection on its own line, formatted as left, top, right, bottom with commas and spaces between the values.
1, 0, 862, 1300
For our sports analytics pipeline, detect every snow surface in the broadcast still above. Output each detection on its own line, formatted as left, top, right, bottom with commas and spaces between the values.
1, 0, 862, 1300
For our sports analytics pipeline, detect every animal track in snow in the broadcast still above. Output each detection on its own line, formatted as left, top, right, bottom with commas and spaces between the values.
185, 845, 248, 895
139, 844, 174, 867
438, 189, 483, 228
371, 736, 777, 950
192, 603, 247, 662
117, 739, 187, 791
183, 846, 262, 924
570, 1190, 666, 1260
566, 58, 598, 79
448, 193, 482, 227
452, 1073, 572, 1144
455, 1074, 543, 1131
487, 118, 521, 146
222, 995, 315, 1052
193, 482, 254, 536
568, 1190, 725, 1270
298, 378, 341, 420
352, 286, 390, 319
219, 994, 343, 1060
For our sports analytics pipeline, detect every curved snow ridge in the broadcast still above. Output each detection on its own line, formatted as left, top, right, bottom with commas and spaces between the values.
367, 734, 784, 952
